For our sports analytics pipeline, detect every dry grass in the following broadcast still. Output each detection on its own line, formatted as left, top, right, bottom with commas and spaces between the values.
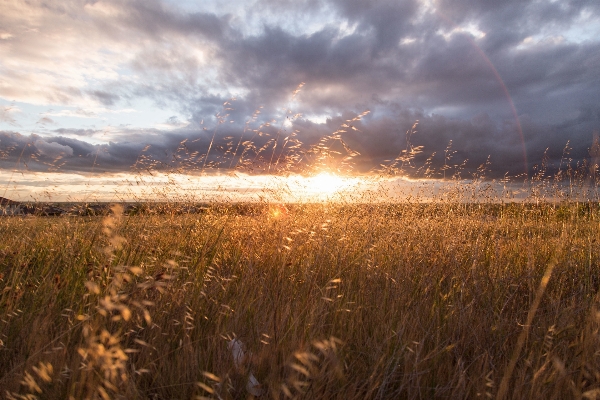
0, 200, 599, 399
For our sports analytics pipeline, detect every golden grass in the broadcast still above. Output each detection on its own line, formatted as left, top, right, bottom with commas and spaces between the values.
1, 201, 599, 399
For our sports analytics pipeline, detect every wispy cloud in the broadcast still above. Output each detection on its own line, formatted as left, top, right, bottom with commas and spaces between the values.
0, 105, 22, 126
41, 108, 136, 119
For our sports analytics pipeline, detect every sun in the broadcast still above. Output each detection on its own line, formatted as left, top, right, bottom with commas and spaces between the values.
307, 172, 349, 195
272, 172, 364, 202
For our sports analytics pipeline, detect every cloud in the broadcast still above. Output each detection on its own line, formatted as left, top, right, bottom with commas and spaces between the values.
53, 128, 102, 137
88, 90, 121, 106
34, 139, 74, 158
41, 107, 136, 119
36, 116, 55, 125
0, 105, 20, 125
0, 0, 598, 182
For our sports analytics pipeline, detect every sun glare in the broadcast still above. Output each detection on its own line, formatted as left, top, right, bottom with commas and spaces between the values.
307, 172, 350, 195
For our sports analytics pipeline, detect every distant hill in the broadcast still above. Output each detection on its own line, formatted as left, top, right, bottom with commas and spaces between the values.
0, 197, 20, 206
0, 197, 22, 216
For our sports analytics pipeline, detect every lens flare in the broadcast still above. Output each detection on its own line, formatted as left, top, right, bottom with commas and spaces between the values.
269, 203, 288, 218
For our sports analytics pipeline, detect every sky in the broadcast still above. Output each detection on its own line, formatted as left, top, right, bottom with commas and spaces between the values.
1, 0, 600, 201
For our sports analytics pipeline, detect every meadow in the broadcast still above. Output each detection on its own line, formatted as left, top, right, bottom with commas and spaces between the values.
1, 199, 600, 399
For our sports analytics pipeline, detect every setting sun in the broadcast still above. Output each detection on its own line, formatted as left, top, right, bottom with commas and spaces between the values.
307, 172, 348, 194
266, 172, 368, 201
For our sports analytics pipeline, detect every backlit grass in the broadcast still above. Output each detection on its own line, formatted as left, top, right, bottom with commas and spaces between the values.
1, 201, 600, 399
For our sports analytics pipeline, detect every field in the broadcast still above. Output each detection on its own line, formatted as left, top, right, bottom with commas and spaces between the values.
1, 201, 600, 399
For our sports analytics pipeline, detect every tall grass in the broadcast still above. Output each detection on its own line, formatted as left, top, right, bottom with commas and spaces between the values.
1, 199, 600, 398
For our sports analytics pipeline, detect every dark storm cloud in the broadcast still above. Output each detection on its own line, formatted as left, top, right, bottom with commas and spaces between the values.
53, 128, 102, 137
330, 0, 420, 52
0, 124, 284, 174
2, 103, 598, 180
2, 0, 599, 180
287, 106, 600, 179
436, 0, 599, 28
1, 130, 152, 172
85, 0, 233, 43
